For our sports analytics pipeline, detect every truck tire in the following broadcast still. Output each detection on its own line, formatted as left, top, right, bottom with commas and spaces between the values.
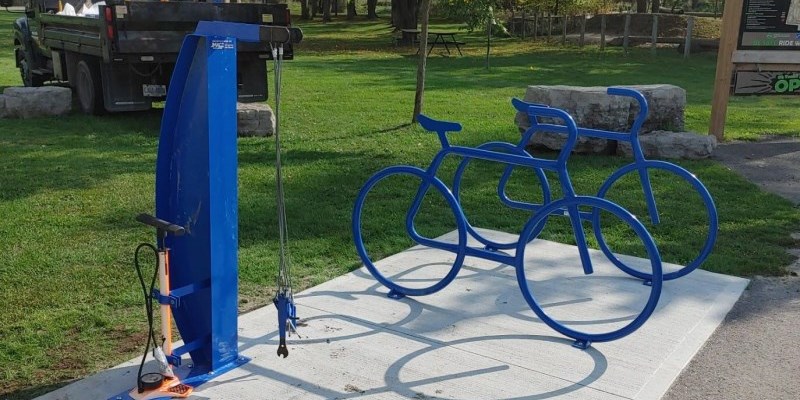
17, 50, 44, 87
75, 58, 105, 115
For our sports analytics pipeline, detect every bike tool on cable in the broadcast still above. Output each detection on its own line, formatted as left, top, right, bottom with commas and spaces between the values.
132, 213, 192, 398
268, 28, 300, 358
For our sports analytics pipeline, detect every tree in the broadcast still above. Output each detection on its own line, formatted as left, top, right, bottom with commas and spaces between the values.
413, 0, 432, 123
367, 0, 378, 19
636, 0, 647, 13
392, 0, 419, 28
300, 0, 310, 20
347, 0, 357, 19
651, 0, 661, 13
323, 0, 332, 22
311, 0, 321, 18
392, 0, 419, 43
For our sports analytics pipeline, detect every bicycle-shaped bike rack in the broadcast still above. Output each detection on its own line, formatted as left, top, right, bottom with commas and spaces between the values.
503, 88, 718, 281
352, 87, 717, 349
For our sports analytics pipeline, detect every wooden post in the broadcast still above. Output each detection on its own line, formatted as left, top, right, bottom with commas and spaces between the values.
562, 15, 567, 45
651, 14, 658, 55
600, 14, 606, 51
684, 16, 695, 58
533, 14, 538, 40
623, 13, 631, 55
579, 14, 586, 48
548, 14, 553, 42
709, 0, 744, 140
511, 9, 515, 36
521, 10, 526, 39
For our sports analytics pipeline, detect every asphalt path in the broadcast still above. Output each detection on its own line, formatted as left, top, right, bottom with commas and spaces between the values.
663, 136, 800, 400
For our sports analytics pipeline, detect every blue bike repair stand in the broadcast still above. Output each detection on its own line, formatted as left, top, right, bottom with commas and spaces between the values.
111, 21, 296, 399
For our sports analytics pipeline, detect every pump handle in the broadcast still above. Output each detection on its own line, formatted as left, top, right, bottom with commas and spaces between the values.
136, 214, 185, 236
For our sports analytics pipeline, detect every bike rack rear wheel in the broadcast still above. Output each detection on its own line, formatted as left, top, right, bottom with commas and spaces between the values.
352, 166, 468, 298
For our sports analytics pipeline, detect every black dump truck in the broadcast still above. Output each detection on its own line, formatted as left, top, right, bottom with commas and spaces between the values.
10, 0, 295, 114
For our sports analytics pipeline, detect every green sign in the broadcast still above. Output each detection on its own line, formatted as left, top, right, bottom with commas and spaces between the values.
734, 71, 800, 94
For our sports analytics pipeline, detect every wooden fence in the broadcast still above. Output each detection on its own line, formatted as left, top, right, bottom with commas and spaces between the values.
507, 12, 719, 57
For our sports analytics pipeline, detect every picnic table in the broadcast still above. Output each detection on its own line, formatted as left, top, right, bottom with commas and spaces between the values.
428, 31, 464, 56
398, 29, 464, 56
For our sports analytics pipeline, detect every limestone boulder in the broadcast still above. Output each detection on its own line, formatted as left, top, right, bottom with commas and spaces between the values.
237, 102, 275, 137
515, 85, 632, 132
617, 131, 717, 160
514, 84, 687, 154
526, 131, 616, 154
632, 84, 686, 132
3, 86, 72, 118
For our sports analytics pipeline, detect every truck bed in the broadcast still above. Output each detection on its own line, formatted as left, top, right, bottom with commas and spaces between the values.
40, 1, 292, 61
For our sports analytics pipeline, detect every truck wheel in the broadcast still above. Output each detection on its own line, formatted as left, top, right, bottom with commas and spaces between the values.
75, 59, 105, 115
17, 51, 44, 87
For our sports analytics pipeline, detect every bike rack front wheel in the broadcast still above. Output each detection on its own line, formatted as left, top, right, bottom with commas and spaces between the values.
594, 160, 718, 281
515, 196, 663, 347
352, 165, 468, 298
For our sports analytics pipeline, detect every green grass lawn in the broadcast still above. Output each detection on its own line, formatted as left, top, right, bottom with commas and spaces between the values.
1, 11, 799, 399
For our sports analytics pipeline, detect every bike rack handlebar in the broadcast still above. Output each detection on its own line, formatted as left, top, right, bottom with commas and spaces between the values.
511, 97, 546, 112
512, 98, 579, 166
525, 105, 579, 165
606, 87, 649, 136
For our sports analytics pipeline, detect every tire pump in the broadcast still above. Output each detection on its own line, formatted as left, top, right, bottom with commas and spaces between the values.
132, 213, 192, 398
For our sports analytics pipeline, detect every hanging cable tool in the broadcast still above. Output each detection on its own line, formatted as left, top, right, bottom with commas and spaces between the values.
270, 37, 298, 359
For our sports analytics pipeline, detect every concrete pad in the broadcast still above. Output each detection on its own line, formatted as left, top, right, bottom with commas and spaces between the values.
39, 229, 747, 400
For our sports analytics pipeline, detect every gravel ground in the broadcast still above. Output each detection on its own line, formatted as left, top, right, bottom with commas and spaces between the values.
663, 136, 800, 400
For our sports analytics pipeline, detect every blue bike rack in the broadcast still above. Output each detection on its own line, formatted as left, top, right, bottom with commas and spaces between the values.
353, 88, 718, 349
507, 88, 718, 281
112, 21, 299, 399
353, 98, 666, 350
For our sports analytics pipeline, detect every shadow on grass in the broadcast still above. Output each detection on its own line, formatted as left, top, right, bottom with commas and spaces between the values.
0, 111, 163, 201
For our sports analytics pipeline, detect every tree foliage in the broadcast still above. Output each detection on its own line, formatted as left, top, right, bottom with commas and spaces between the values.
438, 0, 495, 31
439, 0, 612, 31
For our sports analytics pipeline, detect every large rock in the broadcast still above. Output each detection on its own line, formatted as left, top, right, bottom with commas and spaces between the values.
617, 131, 717, 160
515, 84, 686, 154
526, 131, 615, 154
0, 95, 6, 118
237, 102, 275, 137
633, 84, 686, 132
3, 86, 72, 118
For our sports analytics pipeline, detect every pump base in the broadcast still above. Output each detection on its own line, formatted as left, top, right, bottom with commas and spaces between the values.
109, 356, 250, 400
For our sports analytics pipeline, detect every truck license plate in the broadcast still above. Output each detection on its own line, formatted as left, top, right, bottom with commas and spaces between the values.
143, 84, 166, 97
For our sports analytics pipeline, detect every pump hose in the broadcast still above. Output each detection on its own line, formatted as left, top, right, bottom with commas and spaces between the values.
134, 242, 160, 393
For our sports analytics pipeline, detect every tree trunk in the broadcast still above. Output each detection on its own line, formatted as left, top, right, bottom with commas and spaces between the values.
300, 0, 310, 20
651, 0, 660, 13
322, 0, 332, 22
394, 0, 419, 29
636, 0, 647, 13
367, 0, 378, 19
412, 0, 432, 123
311, 0, 320, 18
347, 0, 356, 19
